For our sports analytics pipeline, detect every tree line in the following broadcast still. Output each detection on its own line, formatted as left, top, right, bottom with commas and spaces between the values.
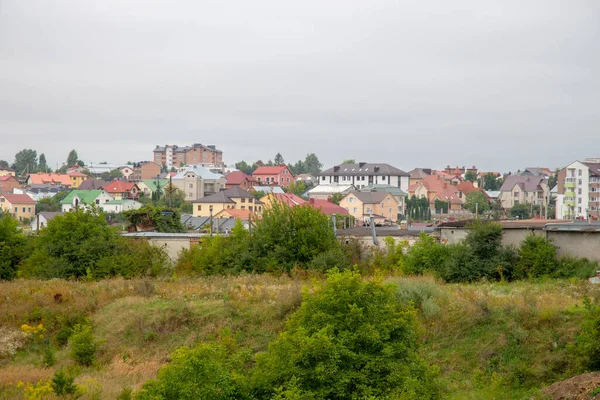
1, 149, 83, 175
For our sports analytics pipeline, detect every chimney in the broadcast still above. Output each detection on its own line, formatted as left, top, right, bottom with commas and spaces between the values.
333, 166, 340, 172
374, 166, 380, 172
359, 162, 366, 168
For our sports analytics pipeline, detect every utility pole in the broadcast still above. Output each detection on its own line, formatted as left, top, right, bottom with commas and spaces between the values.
169, 175, 173, 208
475, 202, 478, 219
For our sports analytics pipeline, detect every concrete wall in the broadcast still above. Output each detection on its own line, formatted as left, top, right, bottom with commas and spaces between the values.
547, 231, 600, 261
145, 237, 194, 260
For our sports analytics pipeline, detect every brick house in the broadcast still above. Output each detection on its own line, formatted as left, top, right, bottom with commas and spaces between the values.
252, 165, 294, 188
0, 175, 21, 195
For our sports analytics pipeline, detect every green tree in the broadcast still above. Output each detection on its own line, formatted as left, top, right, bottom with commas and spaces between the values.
252, 190, 266, 200
160, 185, 186, 209
123, 205, 185, 233
341, 159, 356, 164
251, 269, 439, 399
35, 197, 61, 213
302, 153, 323, 176
433, 199, 449, 213
37, 153, 49, 173
274, 153, 285, 165
547, 170, 559, 189
0, 215, 27, 280
464, 170, 477, 182
12, 149, 38, 174
66, 149, 79, 167
515, 234, 557, 278
481, 173, 502, 191
329, 192, 344, 205
285, 181, 308, 197
101, 169, 123, 181
235, 161, 257, 175
69, 324, 97, 366
0, 160, 9, 169
511, 203, 530, 219
463, 191, 490, 214
251, 202, 337, 272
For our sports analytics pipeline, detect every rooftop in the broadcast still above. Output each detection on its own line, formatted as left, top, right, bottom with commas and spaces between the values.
321, 162, 409, 177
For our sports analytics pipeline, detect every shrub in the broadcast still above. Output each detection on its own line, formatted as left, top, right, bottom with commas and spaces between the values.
69, 324, 97, 366
135, 341, 252, 400
574, 298, 600, 371
0, 215, 28, 280
19, 208, 169, 279
403, 233, 448, 275
117, 387, 133, 400
516, 234, 557, 279
394, 278, 445, 319
42, 346, 56, 368
51, 370, 76, 397
251, 269, 440, 399
307, 245, 351, 272
552, 255, 599, 279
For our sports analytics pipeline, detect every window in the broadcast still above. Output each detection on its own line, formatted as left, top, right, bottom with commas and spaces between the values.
287, 178, 290, 183
22, 207, 25, 213
189, 193, 192, 198
14, 207, 17, 212
349, 197, 354, 203
189, 184, 193, 188
579, 179, 583, 185
578, 207, 582, 213
198, 205, 201, 211
241, 206, 245, 210
579, 169, 583, 176
241, 198, 245, 203
366, 207, 372, 213
579, 188, 582, 195
28, 207, 31, 212
248, 198, 253, 203
249, 206, 253, 211
322, 176, 326, 181
96, 199, 100, 204
578, 198, 582, 204
389, 208, 392, 213
381, 203, 384, 208
353, 207, 357, 213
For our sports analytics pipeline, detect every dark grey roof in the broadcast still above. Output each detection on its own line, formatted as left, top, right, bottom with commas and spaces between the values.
222, 186, 255, 199
320, 163, 409, 177
192, 191, 236, 204
584, 163, 600, 177
408, 168, 432, 178
500, 175, 547, 192
39, 212, 64, 221
78, 179, 110, 190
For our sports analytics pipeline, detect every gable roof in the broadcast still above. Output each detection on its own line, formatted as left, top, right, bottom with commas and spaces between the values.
267, 193, 306, 207
252, 165, 291, 175
27, 173, 72, 186
78, 179, 110, 190
308, 199, 349, 216
348, 191, 391, 204
102, 180, 137, 193
60, 190, 106, 204
411, 175, 462, 204
408, 168, 432, 179
307, 184, 355, 195
226, 171, 256, 185
39, 211, 64, 221
252, 186, 285, 194
584, 163, 600, 177
1, 193, 35, 204
192, 186, 255, 204
216, 208, 252, 220
500, 175, 547, 192
321, 163, 409, 177
141, 179, 170, 192
456, 181, 482, 195
0, 175, 19, 182
358, 184, 407, 196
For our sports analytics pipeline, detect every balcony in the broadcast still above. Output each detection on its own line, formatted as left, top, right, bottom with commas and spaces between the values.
563, 201, 575, 207
564, 191, 575, 197
564, 182, 576, 189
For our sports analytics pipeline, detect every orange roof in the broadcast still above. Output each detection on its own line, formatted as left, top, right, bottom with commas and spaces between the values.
68, 172, 88, 178
28, 173, 72, 186
219, 209, 252, 219
102, 180, 137, 193
226, 171, 256, 185
1, 193, 35, 204
420, 175, 462, 204
252, 165, 291, 175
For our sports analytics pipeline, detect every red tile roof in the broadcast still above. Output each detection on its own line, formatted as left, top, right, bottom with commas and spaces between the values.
219, 209, 251, 219
308, 199, 349, 216
417, 175, 462, 204
0, 175, 18, 182
102, 180, 137, 193
1, 193, 35, 204
28, 173, 72, 186
252, 165, 290, 175
269, 193, 305, 207
226, 171, 256, 185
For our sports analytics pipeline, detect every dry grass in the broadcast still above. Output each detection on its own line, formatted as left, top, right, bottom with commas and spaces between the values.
1, 275, 596, 399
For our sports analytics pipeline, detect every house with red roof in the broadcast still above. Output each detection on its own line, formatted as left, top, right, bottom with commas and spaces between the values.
101, 180, 140, 200
260, 192, 348, 216
0, 175, 21, 195
456, 181, 489, 201
408, 174, 462, 211
252, 165, 294, 188
0, 193, 36, 221
225, 171, 257, 191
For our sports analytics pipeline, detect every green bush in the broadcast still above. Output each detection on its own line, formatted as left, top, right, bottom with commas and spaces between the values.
251, 269, 440, 399
135, 341, 252, 400
516, 234, 557, 279
552, 255, 599, 279
574, 298, 600, 371
394, 278, 445, 319
0, 215, 28, 280
51, 370, 76, 396
19, 208, 169, 279
307, 245, 351, 272
403, 233, 448, 275
69, 324, 97, 366
42, 346, 56, 368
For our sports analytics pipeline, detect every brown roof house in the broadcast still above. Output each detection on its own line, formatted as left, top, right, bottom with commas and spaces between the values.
225, 171, 257, 191
0, 175, 21, 195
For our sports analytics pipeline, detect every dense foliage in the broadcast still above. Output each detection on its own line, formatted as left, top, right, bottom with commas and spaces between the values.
18, 208, 169, 279
123, 205, 185, 233
135, 270, 439, 399
0, 216, 27, 280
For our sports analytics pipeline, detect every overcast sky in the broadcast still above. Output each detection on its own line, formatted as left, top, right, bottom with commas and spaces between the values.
1, 0, 599, 172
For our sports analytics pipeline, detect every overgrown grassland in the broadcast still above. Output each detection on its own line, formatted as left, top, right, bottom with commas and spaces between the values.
0, 276, 597, 399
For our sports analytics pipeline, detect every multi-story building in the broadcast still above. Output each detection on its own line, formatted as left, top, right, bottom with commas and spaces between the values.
192, 187, 261, 217
131, 161, 161, 181
0, 194, 36, 221
499, 175, 550, 210
252, 165, 295, 188
319, 162, 410, 191
153, 144, 224, 168
556, 159, 600, 220
339, 191, 399, 224
171, 166, 227, 202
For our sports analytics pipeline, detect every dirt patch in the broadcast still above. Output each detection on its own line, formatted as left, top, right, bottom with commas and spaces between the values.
543, 372, 600, 400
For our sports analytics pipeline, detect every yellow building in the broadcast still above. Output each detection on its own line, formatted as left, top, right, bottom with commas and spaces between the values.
0, 167, 16, 177
192, 187, 262, 217
0, 194, 36, 221
68, 172, 89, 188
339, 191, 398, 224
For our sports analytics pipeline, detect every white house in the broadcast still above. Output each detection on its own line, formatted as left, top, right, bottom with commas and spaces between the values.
31, 212, 64, 232
102, 199, 143, 213
318, 162, 410, 191
61, 190, 115, 212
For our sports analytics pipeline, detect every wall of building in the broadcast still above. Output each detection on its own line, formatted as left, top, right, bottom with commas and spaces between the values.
547, 231, 600, 261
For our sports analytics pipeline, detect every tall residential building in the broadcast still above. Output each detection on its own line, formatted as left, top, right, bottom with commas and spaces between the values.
319, 162, 410, 191
556, 159, 600, 220
153, 144, 224, 168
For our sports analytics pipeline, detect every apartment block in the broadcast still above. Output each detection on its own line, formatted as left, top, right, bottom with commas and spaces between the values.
153, 144, 224, 168
556, 159, 600, 220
